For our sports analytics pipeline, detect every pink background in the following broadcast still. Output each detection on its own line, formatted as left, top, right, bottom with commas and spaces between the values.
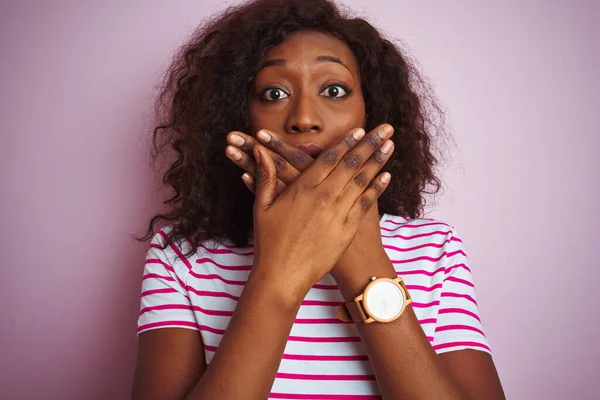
1, 1, 598, 399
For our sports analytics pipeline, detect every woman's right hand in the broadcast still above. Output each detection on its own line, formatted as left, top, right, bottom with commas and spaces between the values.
250, 124, 395, 302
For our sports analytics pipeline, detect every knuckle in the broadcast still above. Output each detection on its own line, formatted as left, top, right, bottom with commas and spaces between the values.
373, 151, 386, 164
366, 134, 380, 149
319, 149, 339, 165
353, 172, 368, 187
273, 156, 286, 172
240, 157, 252, 170
360, 196, 372, 211
343, 153, 361, 169
240, 141, 254, 153
271, 136, 283, 150
291, 150, 309, 165
371, 181, 383, 195
343, 136, 355, 150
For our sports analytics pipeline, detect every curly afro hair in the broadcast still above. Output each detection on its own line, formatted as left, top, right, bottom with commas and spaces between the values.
140, 0, 447, 256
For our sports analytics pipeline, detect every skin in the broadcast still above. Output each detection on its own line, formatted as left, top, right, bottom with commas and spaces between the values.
132, 30, 505, 399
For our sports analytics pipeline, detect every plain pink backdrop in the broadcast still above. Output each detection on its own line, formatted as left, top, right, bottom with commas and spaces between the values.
1, 1, 598, 399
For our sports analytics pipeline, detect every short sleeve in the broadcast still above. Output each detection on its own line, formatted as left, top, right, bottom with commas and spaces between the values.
431, 228, 492, 355
137, 231, 199, 336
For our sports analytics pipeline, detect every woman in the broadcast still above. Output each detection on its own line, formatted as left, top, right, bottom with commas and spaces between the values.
132, 0, 505, 398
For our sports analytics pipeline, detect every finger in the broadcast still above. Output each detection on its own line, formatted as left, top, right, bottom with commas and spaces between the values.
297, 126, 368, 188
241, 172, 288, 197
325, 123, 394, 196
337, 138, 394, 212
254, 129, 315, 172
346, 172, 392, 226
241, 173, 256, 195
227, 131, 303, 184
253, 145, 277, 210
225, 145, 288, 194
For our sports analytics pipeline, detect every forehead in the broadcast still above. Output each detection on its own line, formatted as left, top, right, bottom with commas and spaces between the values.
262, 30, 360, 78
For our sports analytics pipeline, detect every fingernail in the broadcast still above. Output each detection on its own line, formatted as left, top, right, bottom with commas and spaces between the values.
226, 146, 242, 160
352, 128, 365, 140
257, 130, 271, 143
242, 173, 253, 183
381, 172, 391, 183
378, 124, 394, 139
380, 140, 393, 154
229, 133, 244, 146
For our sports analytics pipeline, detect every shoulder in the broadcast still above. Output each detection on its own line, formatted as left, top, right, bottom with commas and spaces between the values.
381, 214, 457, 239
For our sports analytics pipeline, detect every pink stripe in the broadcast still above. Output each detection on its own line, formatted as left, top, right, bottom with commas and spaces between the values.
441, 292, 477, 305
188, 273, 246, 285
411, 300, 441, 308
186, 287, 240, 301
433, 341, 491, 353
197, 326, 360, 343
138, 320, 197, 332
435, 324, 485, 337
141, 288, 178, 297
183, 288, 339, 307
444, 276, 475, 288
158, 229, 195, 272
401, 266, 446, 277
203, 346, 370, 362
383, 220, 449, 229
391, 250, 466, 265
450, 236, 463, 243
445, 263, 471, 274
405, 283, 443, 292
381, 222, 450, 231
198, 325, 225, 334
287, 336, 361, 343
381, 230, 451, 240
383, 239, 452, 252
270, 393, 381, 399
195, 257, 253, 271
198, 242, 254, 256
144, 258, 189, 290
140, 304, 233, 317
419, 318, 438, 324
282, 354, 369, 361
439, 308, 481, 322
142, 273, 175, 282
276, 372, 375, 381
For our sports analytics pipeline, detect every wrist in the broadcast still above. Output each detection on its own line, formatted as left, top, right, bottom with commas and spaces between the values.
334, 252, 397, 302
246, 265, 307, 312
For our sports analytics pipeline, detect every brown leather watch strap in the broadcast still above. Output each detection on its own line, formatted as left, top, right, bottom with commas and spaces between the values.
336, 300, 367, 322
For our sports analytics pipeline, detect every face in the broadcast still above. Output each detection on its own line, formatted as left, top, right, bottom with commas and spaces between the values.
248, 30, 366, 156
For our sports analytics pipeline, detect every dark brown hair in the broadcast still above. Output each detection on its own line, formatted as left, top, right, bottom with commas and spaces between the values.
139, 0, 447, 255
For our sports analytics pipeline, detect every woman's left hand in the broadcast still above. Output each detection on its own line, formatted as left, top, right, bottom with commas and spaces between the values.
225, 129, 391, 286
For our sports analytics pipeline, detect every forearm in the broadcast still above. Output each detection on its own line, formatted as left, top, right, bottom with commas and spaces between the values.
336, 256, 469, 400
186, 268, 302, 400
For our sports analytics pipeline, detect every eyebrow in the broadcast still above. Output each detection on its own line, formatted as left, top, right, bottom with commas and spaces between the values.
258, 55, 353, 75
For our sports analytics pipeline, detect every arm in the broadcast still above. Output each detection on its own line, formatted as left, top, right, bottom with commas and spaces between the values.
133, 267, 303, 400
132, 231, 305, 400
334, 230, 505, 400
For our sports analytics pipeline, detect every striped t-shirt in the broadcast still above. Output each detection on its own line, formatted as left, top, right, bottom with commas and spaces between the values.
137, 213, 491, 399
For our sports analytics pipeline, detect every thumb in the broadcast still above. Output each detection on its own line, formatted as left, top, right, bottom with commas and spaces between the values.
253, 145, 277, 210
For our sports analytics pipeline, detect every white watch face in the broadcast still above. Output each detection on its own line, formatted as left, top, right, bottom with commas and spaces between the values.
364, 280, 404, 320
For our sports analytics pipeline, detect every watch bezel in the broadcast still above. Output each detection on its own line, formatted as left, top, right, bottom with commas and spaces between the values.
362, 277, 408, 323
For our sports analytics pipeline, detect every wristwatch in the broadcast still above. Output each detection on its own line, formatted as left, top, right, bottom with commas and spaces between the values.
336, 276, 412, 324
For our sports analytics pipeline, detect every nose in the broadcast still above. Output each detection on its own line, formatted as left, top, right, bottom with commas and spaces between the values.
285, 92, 324, 134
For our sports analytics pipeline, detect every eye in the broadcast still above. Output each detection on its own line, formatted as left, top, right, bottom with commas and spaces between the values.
259, 87, 290, 102
320, 84, 352, 99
